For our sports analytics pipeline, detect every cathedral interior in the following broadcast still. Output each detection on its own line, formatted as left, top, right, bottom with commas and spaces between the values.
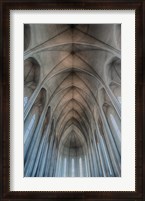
24, 24, 121, 177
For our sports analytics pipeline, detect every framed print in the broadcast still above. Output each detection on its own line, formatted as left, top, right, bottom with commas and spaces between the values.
1, 0, 145, 200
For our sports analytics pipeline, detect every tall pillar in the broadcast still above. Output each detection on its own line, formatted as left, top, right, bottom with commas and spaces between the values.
24, 103, 48, 176
99, 107, 121, 176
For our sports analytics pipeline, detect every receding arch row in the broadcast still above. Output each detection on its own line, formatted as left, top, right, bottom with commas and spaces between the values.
56, 109, 93, 142
50, 97, 95, 142
23, 66, 120, 146
23, 58, 120, 139
51, 87, 96, 122
24, 56, 120, 94
51, 90, 97, 135
58, 118, 89, 145
24, 53, 120, 104
24, 66, 101, 121
24, 82, 95, 141
24, 59, 115, 119
55, 98, 93, 133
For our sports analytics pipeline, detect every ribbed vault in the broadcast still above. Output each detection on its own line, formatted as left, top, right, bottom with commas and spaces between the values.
24, 24, 121, 177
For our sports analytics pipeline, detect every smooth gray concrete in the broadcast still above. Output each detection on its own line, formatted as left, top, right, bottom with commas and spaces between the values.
24, 24, 121, 177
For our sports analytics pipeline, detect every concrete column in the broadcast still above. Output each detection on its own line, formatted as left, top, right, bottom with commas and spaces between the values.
100, 134, 114, 176
87, 139, 94, 177
49, 141, 57, 176
92, 131, 100, 176
31, 132, 46, 176
86, 152, 91, 176
37, 132, 49, 176
24, 103, 48, 176
45, 132, 55, 176
35, 135, 47, 176
55, 151, 60, 177
99, 107, 121, 176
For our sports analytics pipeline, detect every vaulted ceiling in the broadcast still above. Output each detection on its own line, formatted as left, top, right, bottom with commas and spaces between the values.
24, 24, 121, 155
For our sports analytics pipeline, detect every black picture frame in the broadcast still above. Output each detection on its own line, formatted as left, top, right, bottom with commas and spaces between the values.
0, 0, 145, 200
